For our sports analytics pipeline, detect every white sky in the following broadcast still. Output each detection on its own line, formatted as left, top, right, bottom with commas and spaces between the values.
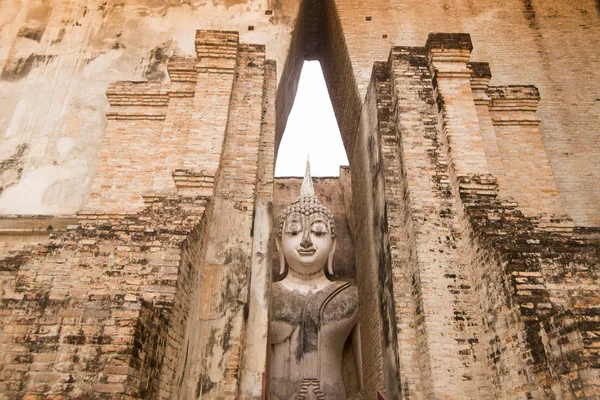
274, 61, 349, 177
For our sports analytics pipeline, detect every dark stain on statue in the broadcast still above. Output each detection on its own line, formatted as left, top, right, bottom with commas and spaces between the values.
271, 285, 304, 326
144, 44, 170, 81
298, 303, 319, 360
321, 286, 358, 323
205, 327, 219, 359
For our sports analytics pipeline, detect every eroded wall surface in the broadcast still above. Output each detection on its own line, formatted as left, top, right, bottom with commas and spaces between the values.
0, 0, 296, 215
0, 22, 598, 400
0, 0, 598, 225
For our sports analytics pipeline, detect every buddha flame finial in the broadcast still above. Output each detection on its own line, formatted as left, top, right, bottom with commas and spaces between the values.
300, 157, 314, 197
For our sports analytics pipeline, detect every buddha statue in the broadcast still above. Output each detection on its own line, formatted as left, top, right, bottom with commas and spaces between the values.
270, 162, 361, 400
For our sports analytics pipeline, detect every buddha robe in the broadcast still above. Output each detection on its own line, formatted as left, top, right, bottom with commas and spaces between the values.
270, 280, 359, 400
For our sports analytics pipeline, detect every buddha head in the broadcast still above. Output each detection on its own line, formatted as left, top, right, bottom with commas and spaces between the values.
277, 161, 336, 278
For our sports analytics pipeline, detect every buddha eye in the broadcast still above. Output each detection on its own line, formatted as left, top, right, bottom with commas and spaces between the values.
285, 222, 301, 235
311, 221, 328, 236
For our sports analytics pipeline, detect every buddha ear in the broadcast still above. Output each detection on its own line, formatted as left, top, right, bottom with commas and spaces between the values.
276, 237, 285, 277
327, 237, 337, 276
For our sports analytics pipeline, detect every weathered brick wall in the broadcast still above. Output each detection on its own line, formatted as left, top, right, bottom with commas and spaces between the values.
540, 307, 600, 398
1, 0, 598, 226
87, 31, 240, 213
170, 40, 270, 400
0, 196, 208, 398
356, 32, 600, 400
156, 210, 209, 399
464, 196, 600, 399
427, 33, 600, 399
465, 197, 552, 399
329, 0, 600, 226
0, 30, 275, 400
376, 54, 422, 398
351, 60, 401, 398
534, 228, 600, 398
385, 43, 487, 399
0, 0, 298, 216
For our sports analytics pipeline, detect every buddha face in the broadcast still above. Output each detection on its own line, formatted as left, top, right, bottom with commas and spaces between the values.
279, 211, 335, 277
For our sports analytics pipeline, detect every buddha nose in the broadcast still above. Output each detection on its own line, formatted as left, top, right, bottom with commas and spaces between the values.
300, 229, 313, 249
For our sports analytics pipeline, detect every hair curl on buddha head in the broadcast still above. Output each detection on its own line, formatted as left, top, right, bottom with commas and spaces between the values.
277, 161, 335, 237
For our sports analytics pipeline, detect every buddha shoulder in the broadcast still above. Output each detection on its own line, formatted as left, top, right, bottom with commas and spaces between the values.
322, 282, 358, 323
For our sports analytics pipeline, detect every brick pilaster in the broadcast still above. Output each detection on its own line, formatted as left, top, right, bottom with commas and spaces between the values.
86, 31, 240, 213
487, 86, 569, 224
426, 34, 496, 197
188, 30, 239, 177
469, 63, 510, 197
388, 46, 484, 399
238, 59, 277, 399
171, 42, 268, 400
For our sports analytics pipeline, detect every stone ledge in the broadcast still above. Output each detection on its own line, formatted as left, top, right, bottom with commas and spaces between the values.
195, 30, 239, 63
468, 62, 492, 80
488, 85, 541, 125
106, 110, 167, 120
425, 33, 473, 52
457, 174, 499, 198
490, 117, 541, 126
106, 82, 170, 106
172, 170, 216, 197
469, 62, 491, 104
426, 33, 473, 68
0, 215, 78, 235
167, 57, 197, 82
172, 169, 215, 188
488, 85, 540, 111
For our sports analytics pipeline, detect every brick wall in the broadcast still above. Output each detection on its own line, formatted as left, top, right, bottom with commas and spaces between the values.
354, 32, 600, 399
1, 25, 599, 400
330, 0, 600, 226
351, 60, 401, 399
0, 196, 208, 398
170, 39, 270, 400
0, 30, 275, 399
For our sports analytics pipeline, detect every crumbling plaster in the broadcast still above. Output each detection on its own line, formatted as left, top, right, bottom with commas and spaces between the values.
0, 0, 298, 215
